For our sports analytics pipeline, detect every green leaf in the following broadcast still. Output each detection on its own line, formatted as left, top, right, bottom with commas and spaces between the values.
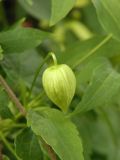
18, 0, 51, 20
74, 64, 120, 114
18, 0, 76, 26
73, 106, 120, 160
57, 36, 120, 69
1, 50, 43, 90
0, 87, 13, 118
15, 128, 43, 160
92, 0, 120, 41
82, 3, 104, 35
27, 107, 84, 160
50, 0, 76, 25
0, 27, 49, 53
76, 57, 111, 88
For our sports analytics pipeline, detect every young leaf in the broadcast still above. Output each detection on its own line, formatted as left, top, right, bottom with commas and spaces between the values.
74, 64, 120, 114
27, 107, 84, 160
0, 27, 49, 53
0, 87, 13, 118
15, 128, 43, 160
92, 0, 120, 41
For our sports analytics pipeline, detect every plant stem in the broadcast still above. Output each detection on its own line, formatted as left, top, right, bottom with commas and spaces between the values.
29, 52, 57, 98
0, 132, 21, 160
0, 75, 26, 116
74, 34, 113, 68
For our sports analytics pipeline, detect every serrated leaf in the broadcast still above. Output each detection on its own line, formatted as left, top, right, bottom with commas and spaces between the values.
15, 128, 43, 160
73, 106, 120, 160
0, 87, 13, 118
57, 36, 120, 69
0, 27, 49, 53
27, 108, 84, 160
74, 64, 120, 114
92, 0, 120, 41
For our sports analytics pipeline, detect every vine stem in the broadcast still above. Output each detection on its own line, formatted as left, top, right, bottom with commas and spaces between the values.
0, 132, 21, 160
28, 52, 57, 98
0, 75, 26, 116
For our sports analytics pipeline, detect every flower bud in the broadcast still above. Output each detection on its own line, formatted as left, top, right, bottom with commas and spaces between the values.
42, 64, 76, 112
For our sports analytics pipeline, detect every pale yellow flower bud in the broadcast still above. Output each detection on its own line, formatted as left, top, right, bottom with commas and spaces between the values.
42, 64, 76, 113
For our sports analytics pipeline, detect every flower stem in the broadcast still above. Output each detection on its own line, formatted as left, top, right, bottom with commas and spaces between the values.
50, 52, 58, 65
29, 52, 57, 98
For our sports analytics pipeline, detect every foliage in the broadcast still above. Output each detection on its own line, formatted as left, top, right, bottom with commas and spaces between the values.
0, 0, 120, 160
